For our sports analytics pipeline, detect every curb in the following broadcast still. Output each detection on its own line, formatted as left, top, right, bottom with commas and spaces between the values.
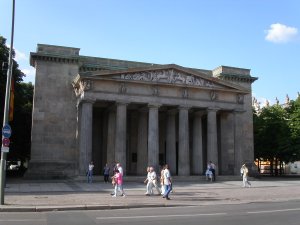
0, 203, 181, 212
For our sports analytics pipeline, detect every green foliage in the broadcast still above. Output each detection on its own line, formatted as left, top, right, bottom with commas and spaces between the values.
0, 35, 33, 161
287, 97, 300, 158
254, 98, 300, 164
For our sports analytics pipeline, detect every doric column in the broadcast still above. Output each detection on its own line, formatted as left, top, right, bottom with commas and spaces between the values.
234, 110, 244, 175
220, 112, 234, 175
207, 108, 218, 175
166, 109, 177, 175
192, 111, 205, 175
106, 108, 116, 167
137, 109, 148, 175
148, 104, 160, 171
178, 106, 190, 175
79, 100, 94, 175
114, 101, 128, 174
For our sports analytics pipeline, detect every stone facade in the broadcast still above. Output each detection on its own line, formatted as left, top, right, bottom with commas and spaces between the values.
27, 44, 257, 178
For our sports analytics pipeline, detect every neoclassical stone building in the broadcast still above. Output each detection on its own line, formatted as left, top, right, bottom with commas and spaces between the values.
27, 44, 257, 178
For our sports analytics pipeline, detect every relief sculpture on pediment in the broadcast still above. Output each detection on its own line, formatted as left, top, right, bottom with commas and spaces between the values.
120, 69, 219, 88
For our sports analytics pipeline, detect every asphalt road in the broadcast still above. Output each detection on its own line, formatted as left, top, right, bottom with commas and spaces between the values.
1, 200, 300, 225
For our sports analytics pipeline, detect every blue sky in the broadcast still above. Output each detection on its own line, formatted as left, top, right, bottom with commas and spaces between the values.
1, 0, 299, 105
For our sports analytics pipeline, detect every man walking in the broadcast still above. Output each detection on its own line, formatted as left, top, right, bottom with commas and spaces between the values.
162, 164, 172, 200
241, 164, 251, 188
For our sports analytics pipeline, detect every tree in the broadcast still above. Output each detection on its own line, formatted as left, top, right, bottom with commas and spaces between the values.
0, 35, 33, 167
287, 96, 300, 160
254, 104, 292, 175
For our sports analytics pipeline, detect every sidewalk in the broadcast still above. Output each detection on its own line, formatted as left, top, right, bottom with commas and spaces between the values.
1, 176, 300, 212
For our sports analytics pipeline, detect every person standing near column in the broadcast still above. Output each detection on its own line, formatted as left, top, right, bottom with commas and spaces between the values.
87, 161, 94, 183
103, 163, 110, 183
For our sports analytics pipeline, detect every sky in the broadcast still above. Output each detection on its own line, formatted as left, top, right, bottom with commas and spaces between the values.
0, 0, 299, 106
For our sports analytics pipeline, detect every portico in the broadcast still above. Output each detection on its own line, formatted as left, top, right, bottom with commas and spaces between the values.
73, 64, 256, 176
27, 44, 257, 178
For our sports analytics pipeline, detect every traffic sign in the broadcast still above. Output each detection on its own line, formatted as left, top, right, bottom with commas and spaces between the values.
1, 146, 9, 153
2, 124, 12, 138
2, 138, 10, 147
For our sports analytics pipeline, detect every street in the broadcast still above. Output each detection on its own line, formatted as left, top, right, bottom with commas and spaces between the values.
1, 200, 300, 225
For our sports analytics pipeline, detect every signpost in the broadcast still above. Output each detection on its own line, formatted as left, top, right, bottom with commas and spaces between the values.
2, 125, 12, 139
2, 138, 10, 148
1, 126, 10, 154
0, 0, 15, 205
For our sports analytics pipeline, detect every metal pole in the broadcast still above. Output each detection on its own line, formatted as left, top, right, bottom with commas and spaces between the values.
0, 0, 15, 205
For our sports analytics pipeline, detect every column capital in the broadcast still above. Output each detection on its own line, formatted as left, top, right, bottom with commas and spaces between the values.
207, 107, 219, 112
77, 98, 95, 108
178, 105, 191, 110
148, 103, 161, 109
115, 100, 130, 106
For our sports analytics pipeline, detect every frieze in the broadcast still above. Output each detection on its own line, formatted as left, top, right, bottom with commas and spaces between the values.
119, 69, 221, 88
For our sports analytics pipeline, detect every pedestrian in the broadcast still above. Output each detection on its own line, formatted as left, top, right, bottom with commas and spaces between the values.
116, 163, 124, 193
87, 161, 94, 183
149, 166, 161, 195
205, 167, 213, 182
209, 161, 216, 181
144, 166, 152, 196
162, 164, 172, 200
116, 163, 123, 176
103, 163, 110, 183
240, 164, 251, 188
113, 162, 118, 174
111, 169, 126, 197
160, 165, 165, 196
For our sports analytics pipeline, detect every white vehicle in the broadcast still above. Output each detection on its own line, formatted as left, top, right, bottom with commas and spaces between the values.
8, 161, 20, 171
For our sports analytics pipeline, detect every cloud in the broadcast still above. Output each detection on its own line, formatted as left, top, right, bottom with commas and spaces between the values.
265, 23, 298, 43
14, 49, 28, 61
21, 67, 36, 83
5, 44, 28, 61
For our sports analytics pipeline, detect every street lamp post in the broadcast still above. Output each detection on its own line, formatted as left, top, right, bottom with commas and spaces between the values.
0, 0, 15, 205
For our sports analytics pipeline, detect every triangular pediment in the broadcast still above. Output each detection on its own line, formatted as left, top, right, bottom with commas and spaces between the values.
79, 64, 248, 92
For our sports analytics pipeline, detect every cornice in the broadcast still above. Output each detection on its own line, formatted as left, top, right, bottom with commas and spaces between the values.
217, 73, 258, 83
30, 52, 79, 67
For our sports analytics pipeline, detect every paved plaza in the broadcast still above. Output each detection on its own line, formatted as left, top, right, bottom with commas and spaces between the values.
1, 176, 300, 212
